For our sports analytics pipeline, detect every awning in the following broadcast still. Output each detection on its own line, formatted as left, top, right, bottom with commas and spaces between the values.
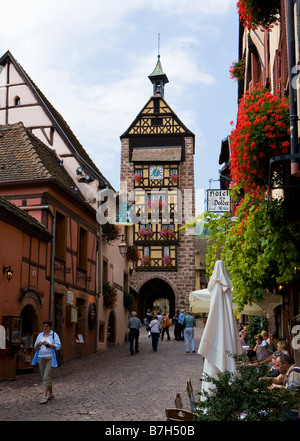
131, 146, 182, 162
189, 289, 282, 316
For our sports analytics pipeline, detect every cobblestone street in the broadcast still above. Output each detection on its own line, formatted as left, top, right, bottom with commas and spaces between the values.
0, 325, 203, 421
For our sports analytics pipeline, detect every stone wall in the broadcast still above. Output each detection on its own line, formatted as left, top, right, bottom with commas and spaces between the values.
121, 136, 195, 309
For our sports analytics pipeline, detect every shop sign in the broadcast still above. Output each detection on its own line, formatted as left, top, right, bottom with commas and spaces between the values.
207, 189, 230, 212
67, 290, 74, 304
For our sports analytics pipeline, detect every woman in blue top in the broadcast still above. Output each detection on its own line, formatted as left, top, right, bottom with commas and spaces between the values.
31, 320, 61, 404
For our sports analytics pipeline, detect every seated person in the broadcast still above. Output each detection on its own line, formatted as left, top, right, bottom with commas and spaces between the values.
261, 331, 271, 348
255, 339, 289, 365
276, 339, 289, 356
267, 332, 278, 352
269, 353, 300, 390
254, 334, 273, 362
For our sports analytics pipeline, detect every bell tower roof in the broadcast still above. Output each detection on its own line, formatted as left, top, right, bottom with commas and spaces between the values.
148, 54, 169, 97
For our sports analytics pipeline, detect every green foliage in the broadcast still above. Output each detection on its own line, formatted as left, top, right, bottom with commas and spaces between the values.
246, 316, 268, 347
196, 356, 300, 421
202, 195, 300, 310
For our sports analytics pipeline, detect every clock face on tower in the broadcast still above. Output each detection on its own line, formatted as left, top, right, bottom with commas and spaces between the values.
149, 165, 164, 180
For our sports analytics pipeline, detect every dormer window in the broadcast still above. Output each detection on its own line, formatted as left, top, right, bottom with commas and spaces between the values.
14, 96, 21, 106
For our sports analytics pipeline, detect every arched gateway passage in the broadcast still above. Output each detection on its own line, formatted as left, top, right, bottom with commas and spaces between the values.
137, 278, 176, 320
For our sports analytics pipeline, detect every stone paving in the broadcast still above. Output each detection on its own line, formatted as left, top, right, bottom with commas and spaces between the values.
0, 324, 204, 421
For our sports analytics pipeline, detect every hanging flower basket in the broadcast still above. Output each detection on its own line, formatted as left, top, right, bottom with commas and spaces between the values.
162, 255, 172, 267
170, 173, 178, 184
126, 245, 140, 262
102, 223, 121, 243
103, 282, 118, 309
237, 0, 280, 31
148, 199, 167, 211
159, 226, 176, 241
230, 83, 290, 195
229, 59, 245, 81
141, 255, 151, 266
137, 227, 153, 239
132, 173, 142, 184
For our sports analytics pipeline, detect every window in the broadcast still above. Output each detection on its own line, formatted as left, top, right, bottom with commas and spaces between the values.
163, 246, 170, 257
55, 211, 66, 260
78, 226, 88, 270
143, 246, 150, 256
14, 96, 21, 106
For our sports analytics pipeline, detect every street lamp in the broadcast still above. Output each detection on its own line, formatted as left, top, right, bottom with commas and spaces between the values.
118, 235, 128, 257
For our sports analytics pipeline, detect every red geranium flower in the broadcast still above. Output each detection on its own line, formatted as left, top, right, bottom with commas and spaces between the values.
230, 84, 290, 195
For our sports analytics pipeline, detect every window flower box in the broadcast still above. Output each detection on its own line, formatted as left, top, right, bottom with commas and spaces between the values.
132, 173, 142, 184
148, 199, 167, 210
162, 255, 172, 267
137, 227, 153, 240
141, 255, 151, 266
159, 226, 176, 241
170, 173, 178, 184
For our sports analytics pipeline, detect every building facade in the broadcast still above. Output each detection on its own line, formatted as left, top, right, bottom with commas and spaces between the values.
219, 1, 300, 363
120, 56, 195, 318
0, 51, 131, 379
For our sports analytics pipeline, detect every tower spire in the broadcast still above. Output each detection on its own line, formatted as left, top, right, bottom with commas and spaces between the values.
148, 34, 169, 97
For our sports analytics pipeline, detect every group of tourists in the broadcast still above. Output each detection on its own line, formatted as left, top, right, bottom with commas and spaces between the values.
127, 308, 196, 354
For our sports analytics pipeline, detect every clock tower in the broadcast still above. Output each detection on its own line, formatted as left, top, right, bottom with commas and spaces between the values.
120, 55, 195, 317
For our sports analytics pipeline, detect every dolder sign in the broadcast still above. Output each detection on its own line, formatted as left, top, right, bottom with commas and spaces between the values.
207, 189, 230, 213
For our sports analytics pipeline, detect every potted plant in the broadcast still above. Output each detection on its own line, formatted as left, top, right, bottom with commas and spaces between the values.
162, 255, 172, 267
229, 59, 245, 81
126, 245, 140, 262
170, 173, 178, 184
237, 0, 281, 31
137, 227, 153, 240
102, 222, 121, 243
103, 282, 118, 309
140, 255, 151, 266
159, 226, 176, 241
148, 199, 167, 211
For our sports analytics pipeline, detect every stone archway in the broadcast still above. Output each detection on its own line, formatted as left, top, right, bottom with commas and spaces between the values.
137, 277, 176, 320
16, 303, 40, 372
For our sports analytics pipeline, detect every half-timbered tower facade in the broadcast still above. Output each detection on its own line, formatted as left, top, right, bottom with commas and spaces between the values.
120, 56, 195, 317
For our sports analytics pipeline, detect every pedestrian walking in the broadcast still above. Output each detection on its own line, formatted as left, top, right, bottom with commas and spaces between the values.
182, 311, 196, 353
161, 312, 170, 340
173, 309, 181, 340
127, 311, 142, 355
149, 315, 162, 352
31, 320, 61, 404
178, 309, 185, 340
145, 308, 151, 332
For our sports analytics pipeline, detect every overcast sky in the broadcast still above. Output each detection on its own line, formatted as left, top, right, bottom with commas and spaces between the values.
0, 0, 239, 213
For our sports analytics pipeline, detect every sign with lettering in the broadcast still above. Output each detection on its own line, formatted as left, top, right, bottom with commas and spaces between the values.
207, 189, 230, 212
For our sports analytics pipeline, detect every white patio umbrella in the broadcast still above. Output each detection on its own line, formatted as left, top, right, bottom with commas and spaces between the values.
189, 289, 282, 316
197, 260, 242, 398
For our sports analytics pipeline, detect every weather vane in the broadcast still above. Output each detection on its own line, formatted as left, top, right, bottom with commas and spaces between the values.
158, 33, 160, 57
